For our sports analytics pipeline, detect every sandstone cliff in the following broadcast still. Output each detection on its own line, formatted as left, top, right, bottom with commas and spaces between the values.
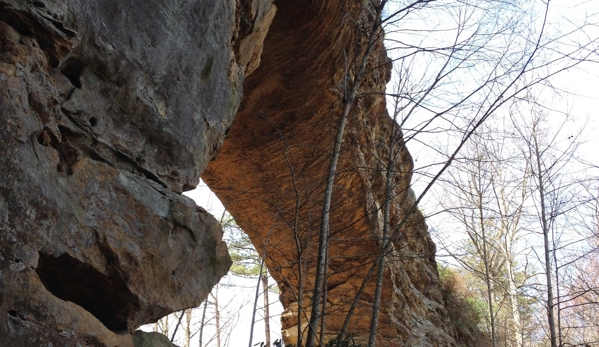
1, 0, 458, 346
202, 0, 457, 346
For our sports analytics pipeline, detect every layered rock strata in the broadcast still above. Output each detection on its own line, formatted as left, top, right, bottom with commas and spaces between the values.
0, 0, 274, 345
203, 0, 458, 346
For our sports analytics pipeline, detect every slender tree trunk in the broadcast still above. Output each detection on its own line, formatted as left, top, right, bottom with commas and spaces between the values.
320, 246, 328, 346
482, 249, 496, 346
366, 171, 391, 347
215, 298, 221, 347
262, 271, 271, 347
306, 101, 348, 347
481, 216, 497, 347
170, 310, 185, 343
305, 8, 383, 346
541, 181, 557, 347
552, 228, 563, 347
162, 314, 169, 337
338, 254, 378, 342
199, 299, 209, 347
368, 108, 399, 347
506, 254, 523, 347
496, 167, 526, 347
532, 130, 557, 347
184, 309, 192, 347
298, 259, 305, 346
275, 127, 305, 346
290, 163, 305, 346
249, 257, 265, 347
210, 291, 222, 347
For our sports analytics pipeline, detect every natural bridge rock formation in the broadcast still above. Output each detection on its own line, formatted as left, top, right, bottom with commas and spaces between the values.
202, 0, 456, 346
0, 0, 457, 346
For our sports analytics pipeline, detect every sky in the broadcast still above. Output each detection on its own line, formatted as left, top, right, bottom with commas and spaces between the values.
386, 0, 599, 199
140, 269, 285, 347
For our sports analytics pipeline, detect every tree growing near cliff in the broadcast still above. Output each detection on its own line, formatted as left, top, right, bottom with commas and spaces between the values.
221, 212, 278, 347
431, 87, 599, 347
204, 0, 599, 345
435, 123, 532, 347
509, 98, 598, 347
305, 0, 391, 342
564, 187, 599, 345
329, 0, 599, 344
345, 1, 587, 345
562, 255, 599, 345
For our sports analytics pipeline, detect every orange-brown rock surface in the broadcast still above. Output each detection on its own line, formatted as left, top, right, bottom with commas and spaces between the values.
203, 0, 458, 346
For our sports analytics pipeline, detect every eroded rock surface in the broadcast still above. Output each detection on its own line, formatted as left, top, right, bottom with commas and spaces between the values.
2, 0, 459, 346
0, 0, 274, 344
203, 0, 458, 346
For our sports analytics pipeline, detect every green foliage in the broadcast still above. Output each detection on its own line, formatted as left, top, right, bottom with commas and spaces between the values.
438, 265, 491, 347
220, 212, 263, 277
229, 257, 261, 276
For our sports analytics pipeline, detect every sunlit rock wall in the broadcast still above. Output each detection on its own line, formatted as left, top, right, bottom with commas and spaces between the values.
203, 0, 458, 346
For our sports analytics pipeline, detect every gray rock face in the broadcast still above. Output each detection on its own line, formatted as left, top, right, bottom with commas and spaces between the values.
1, 0, 242, 193
133, 331, 177, 347
0, 0, 274, 345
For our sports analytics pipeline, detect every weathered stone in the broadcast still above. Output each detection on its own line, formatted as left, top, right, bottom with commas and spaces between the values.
1, 0, 462, 345
0, 0, 270, 344
235, 0, 277, 75
203, 0, 458, 346
132, 331, 177, 347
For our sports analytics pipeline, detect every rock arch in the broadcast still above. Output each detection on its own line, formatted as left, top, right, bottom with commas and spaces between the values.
0, 0, 456, 345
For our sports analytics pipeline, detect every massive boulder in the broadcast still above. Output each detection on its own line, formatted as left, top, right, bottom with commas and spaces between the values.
203, 0, 457, 346
0, 0, 274, 345
1, 0, 458, 346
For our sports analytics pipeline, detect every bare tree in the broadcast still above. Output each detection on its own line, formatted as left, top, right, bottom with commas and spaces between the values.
305, 0, 388, 342
440, 134, 501, 347
433, 122, 534, 347
263, 271, 272, 347
509, 98, 594, 347
211, 291, 222, 347
199, 298, 209, 347
367, 71, 406, 347
184, 308, 192, 347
